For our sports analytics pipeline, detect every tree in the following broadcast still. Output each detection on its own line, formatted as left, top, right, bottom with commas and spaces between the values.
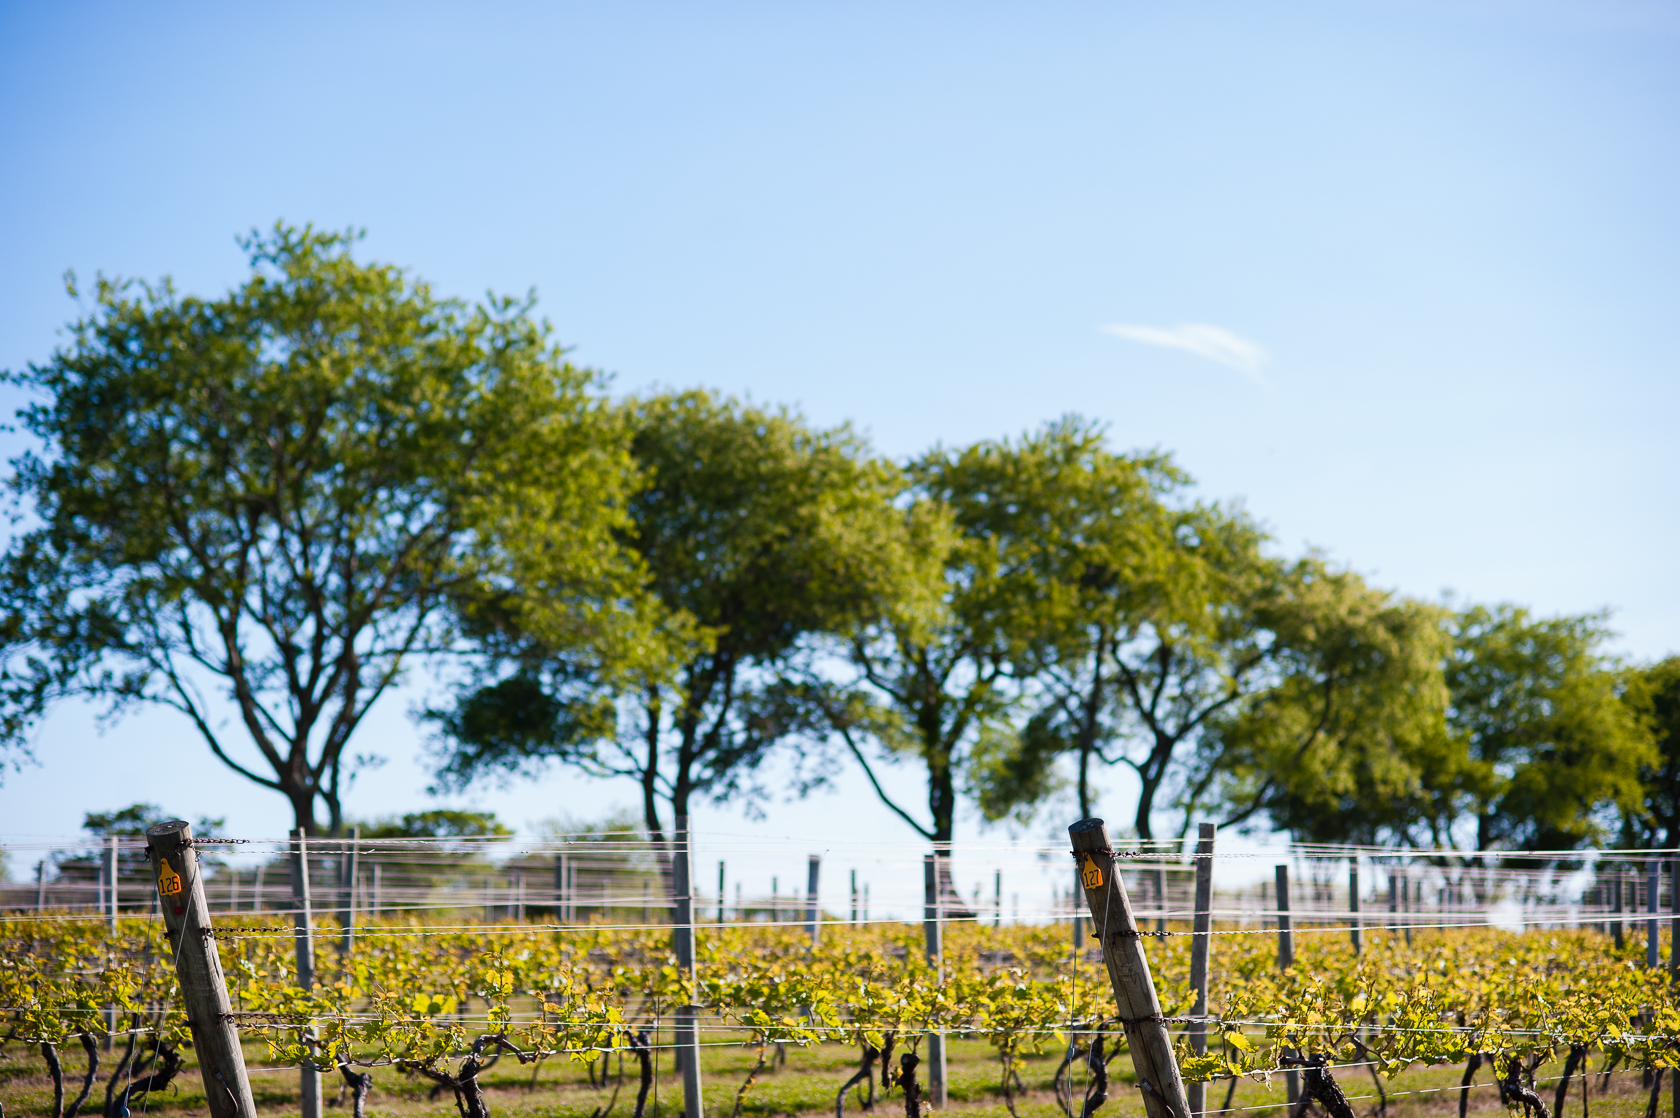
1439, 605, 1652, 856
905, 417, 1325, 843
1622, 656, 1680, 847
431, 391, 908, 852
0, 225, 640, 833
1189, 576, 1456, 845
794, 488, 1000, 858
913, 417, 1187, 824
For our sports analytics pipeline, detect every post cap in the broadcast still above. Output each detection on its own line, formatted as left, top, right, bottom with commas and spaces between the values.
1068, 818, 1106, 834
145, 819, 192, 851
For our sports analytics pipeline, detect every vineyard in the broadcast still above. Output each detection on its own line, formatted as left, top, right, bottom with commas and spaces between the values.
4, 828, 1680, 1118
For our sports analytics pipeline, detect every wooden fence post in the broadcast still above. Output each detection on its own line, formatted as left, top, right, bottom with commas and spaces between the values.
1069, 818, 1193, 1118
1188, 823, 1216, 1118
290, 829, 323, 1118
145, 820, 257, 1118
805, 855, 821, 945
719, 861, 727, 924
1349, 860, 1361, 955
922, 854, 948, 1108
672, 817, 704, 1118
1275, 864, 1298, 1107
36, 859, 46, 910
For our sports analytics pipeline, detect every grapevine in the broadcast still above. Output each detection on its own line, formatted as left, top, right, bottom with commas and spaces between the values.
1, 913, 1675, 1117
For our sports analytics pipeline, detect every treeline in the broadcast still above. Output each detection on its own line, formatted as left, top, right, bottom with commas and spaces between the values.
1, 225, 1674, 858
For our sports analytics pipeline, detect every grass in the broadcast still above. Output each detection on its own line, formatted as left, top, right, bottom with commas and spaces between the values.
0, 1029, 1665, 1118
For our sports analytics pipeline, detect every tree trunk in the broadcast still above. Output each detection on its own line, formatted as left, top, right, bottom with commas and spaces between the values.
286, 785, 319, 836
1134, 770, 1158, 843
1078, 746, 1094, 820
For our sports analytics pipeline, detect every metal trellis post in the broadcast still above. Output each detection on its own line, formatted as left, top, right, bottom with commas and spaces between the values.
923, 854, 948, 1108
1649, 859, 1661, 969
672, 816, 704, 1118
1349, 859, 1361, 955
1276, 864, 1298, 1106
805, 855, 821, 945
339, 826, 360, 956
1188, 823, 1216, 1118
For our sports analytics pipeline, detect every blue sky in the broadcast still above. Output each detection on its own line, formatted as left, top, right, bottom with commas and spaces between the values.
0, 1, 1676, 894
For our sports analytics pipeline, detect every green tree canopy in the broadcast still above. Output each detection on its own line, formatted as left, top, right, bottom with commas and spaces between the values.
431, 390, 910, 848
1622, 656, 1680, 847
0, 225, 641, 833
1439, 605, 1652, 856
897, 416, 1451, 846
1192, 572, 1455, 844
790, 485, 991, 853
912, 416, 1189, 826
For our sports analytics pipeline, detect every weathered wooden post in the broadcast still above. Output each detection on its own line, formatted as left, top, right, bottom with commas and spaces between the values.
145, 820, 257, 1118
1275, 864, 1298, 1106
1069, 819, 1193, 1118
338, 826, 360, 956
671, 817, 704, 1118
290, 829, 323, 1118
994, 869, 1003, 928
719, 860, 727, 924
805, 855, 822, 945
1188, 823, 1216, 1118
851, 868, 859, 925
922, 854, 948, 1108
1349, 860, 1361, 955
35, 859, 46, 910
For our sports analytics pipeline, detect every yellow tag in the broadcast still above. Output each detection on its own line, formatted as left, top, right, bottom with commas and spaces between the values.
157, 860, 183, 897
1079, 855, 1104, 890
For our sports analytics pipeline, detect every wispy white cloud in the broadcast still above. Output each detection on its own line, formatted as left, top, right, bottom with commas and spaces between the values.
1100, 322, 1271, 387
